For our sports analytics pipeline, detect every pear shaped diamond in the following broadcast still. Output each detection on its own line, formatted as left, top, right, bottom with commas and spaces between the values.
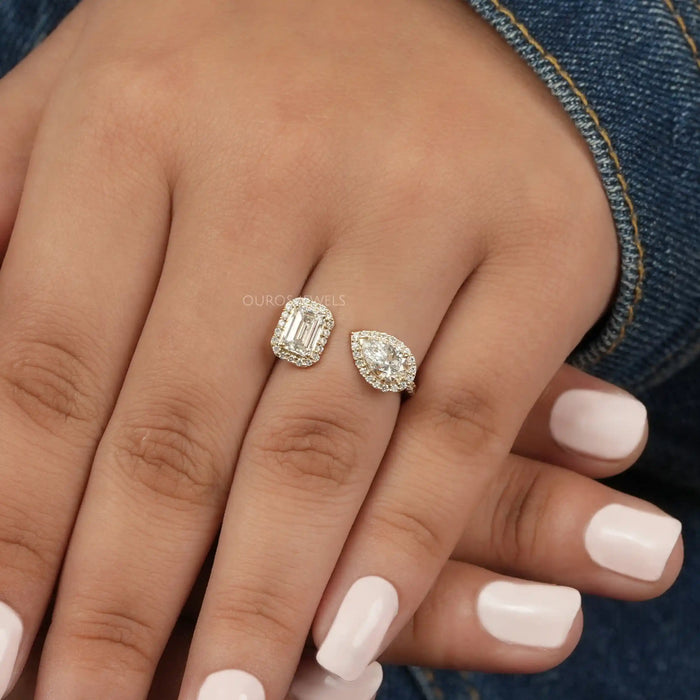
350, 331, 417, 393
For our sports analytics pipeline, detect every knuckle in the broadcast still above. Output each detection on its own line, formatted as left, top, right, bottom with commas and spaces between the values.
370, 503, 446, 562
418, 382, 506, 458
108, 389, 229, 506
249, 408, 362, 494
78, 57, 174, 116
212, 580, 299, 649
494, 175, 616, 314
238, 126, 330, 209
521, 191, 573, 240
0, 512, 56, 580
0, 309, 103, 439
374, 140, 443, 212
488, 460, 553, 568
500, 173, 597, 263
505, 169, 575, 232
69, 57, 181, 157
59, 604, 157, 674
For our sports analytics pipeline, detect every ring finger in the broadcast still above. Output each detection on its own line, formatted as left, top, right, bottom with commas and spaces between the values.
177, 221, 478, 699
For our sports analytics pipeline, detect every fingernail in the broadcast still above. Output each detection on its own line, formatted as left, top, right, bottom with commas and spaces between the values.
316, 576, 398, 682
0, 601, 22, 698
290, 659, 383, 700
585, 503, 682, 581
197, 669, 265, 700
476, 581, 580, 648
550, 389, 646, 460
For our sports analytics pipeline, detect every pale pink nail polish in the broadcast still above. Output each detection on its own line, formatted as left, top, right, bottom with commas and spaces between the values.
585, 504, 682, 581
316, 576, 398, 682
290, 659, 383, 700
0, 601, 22, 698
550, 390, 646, 460
197, 669, 265, 700
476, 581, 580, 648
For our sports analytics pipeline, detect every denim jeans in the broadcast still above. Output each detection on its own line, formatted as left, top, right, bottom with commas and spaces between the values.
1, 1, 699, 698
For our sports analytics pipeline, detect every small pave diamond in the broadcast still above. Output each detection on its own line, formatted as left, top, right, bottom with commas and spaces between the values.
271, 298, 334, 367
350, 330, 417, 393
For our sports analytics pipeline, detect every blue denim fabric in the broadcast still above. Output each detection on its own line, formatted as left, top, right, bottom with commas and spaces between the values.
463, 0, 700, 395
0, 0, 76, 70
1, 1, 700, 699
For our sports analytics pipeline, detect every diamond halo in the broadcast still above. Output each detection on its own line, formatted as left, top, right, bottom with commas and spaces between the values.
271, 297, 335, 367
350, 330, 417, 394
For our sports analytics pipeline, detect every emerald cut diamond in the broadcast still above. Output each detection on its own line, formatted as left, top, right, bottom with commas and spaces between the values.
350, 330, 417, 393
271, 298, 334, 367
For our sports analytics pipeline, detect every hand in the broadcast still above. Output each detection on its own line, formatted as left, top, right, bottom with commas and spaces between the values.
0, 1, 682, 699
4, 362, 664, 699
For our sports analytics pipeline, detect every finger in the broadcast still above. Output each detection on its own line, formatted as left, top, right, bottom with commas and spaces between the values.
178, 225, 478, 699
0, 77, 171, 695
290, 563, 583, 700
288, 658, 384, 700
308, 221, 615, 681
35, 150, 324, 698
5, 611, 195, 700
454, 452, 682, 599
0, 1, 88, 249
380, 560, 582, 673
513, 364, 648, 477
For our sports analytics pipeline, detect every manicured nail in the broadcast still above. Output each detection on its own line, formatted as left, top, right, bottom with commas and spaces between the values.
550, 389, 646, 460
477, 581, 580, 648
585, 504, 681, 581
290, 659, 383, 700
197, 669, 265, 700
316, 576, 398, 682
0, 601, 22, 698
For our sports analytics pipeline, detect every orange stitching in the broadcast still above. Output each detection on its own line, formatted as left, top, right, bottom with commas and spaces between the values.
663, 0, 700, 71
488, 0, 645, 355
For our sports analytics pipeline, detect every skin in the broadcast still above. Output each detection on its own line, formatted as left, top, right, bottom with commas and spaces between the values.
0, 0, 682, 697
4, 366, 669, 700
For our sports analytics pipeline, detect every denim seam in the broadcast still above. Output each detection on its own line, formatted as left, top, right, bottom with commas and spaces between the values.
663, 0, 700, 70
465, 0, 645, 368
